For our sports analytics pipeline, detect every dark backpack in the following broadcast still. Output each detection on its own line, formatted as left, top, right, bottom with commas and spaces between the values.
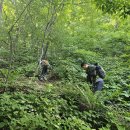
95, 64, 105, 79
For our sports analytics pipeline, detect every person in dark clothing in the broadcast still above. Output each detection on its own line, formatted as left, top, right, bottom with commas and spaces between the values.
39, 60, 50, 81
81, 62, 104, 92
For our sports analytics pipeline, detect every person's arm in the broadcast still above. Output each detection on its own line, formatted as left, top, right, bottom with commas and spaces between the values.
87, 74, 92, 84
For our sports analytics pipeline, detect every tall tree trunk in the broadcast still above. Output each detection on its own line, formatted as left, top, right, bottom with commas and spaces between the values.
0, 0, 4, 22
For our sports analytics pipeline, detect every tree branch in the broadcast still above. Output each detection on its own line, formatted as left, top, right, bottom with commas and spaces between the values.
8, 0, 34, 33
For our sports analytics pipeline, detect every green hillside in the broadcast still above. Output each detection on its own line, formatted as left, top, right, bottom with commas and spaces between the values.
0, 0, 130, 130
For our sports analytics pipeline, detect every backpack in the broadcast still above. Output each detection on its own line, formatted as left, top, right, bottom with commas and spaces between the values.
94, 63, 105, 79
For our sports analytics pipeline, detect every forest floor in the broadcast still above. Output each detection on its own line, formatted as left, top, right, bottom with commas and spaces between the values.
0, 75, 61, 94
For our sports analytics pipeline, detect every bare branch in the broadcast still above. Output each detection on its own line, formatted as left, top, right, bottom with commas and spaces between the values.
8, 0, 34, 33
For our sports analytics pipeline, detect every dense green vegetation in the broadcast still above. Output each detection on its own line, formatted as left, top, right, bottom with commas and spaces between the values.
0, 0, 130, 130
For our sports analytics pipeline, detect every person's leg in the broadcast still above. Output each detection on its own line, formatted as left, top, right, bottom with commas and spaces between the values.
42, 66, 48, 80
39, 66, 47, 81
94, 78, 104, 92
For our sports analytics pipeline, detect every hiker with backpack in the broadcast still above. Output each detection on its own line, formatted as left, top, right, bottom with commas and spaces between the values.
81, 62, 105, 92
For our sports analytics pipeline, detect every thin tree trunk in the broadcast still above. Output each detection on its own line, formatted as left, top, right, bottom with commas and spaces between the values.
35, 1, 65, 75
39, 0, 65, 61
5, 0, 34, 83
0, 0, 4, 22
